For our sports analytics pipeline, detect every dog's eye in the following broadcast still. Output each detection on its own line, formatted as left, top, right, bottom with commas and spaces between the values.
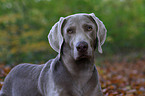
84, 25, 93, 31
87, 26, 93, 31
67, 29, 74, 34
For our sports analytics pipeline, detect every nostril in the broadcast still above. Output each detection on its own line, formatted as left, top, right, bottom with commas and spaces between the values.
76, 41, 88, 52
83, 45, 88, 51
83, 45, 88, 49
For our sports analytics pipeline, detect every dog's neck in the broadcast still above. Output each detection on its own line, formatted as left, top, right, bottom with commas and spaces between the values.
60, 43, 95, 88
61, 43, 95, 75
61, 54, 94, 75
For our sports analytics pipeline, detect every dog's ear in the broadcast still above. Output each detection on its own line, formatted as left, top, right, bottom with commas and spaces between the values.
48, 17, 65, 53
90, 13, 107, 53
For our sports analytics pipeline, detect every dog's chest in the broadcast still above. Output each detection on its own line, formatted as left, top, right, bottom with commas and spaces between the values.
48, 86, 98, 96
50, 71, 98, 96
48, 60, 98, 96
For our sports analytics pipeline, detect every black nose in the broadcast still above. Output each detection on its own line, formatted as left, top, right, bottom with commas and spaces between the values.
76, 41, 88, 52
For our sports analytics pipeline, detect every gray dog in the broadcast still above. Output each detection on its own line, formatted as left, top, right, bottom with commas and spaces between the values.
0, 13, 107, 96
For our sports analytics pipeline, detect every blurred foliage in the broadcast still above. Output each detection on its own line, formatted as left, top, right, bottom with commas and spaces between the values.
0, 0, 145, 65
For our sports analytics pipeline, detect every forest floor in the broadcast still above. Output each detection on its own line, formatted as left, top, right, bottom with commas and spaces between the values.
0, 53, 145, 96
97, 52, 145, 96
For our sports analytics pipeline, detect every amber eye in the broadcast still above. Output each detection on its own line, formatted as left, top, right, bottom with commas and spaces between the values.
87, 26, 93, 31
67, 29, 74, 34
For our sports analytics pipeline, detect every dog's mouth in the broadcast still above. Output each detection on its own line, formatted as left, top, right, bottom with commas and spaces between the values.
76, 52, 91, 60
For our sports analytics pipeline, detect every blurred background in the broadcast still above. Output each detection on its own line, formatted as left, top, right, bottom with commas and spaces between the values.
0, 0, 145, 95
0, 0, 145, 65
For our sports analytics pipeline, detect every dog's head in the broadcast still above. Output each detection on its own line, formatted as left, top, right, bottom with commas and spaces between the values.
48, 13, 107, 60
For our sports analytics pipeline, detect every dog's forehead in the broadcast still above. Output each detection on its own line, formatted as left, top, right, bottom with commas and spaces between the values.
65, 15, 93, 25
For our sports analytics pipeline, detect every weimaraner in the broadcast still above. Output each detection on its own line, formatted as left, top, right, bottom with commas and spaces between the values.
0, 13, 107, 96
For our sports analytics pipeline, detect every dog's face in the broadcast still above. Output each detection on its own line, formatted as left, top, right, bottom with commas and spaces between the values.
62, 15, 97, 60
48, 13, 107, 60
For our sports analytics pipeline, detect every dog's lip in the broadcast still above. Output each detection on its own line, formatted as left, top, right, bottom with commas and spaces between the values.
77, 54, 91, 60
79, 55, 89, 58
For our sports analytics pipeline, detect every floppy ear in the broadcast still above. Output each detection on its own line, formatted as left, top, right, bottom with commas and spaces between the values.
48, 17, 65, 53
90, 13, 107, 53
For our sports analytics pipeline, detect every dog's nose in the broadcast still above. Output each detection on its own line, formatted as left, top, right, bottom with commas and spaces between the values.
76, 41, 88, 52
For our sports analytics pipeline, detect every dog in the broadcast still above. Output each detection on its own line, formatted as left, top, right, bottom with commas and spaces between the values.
0, 13, 107, 96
